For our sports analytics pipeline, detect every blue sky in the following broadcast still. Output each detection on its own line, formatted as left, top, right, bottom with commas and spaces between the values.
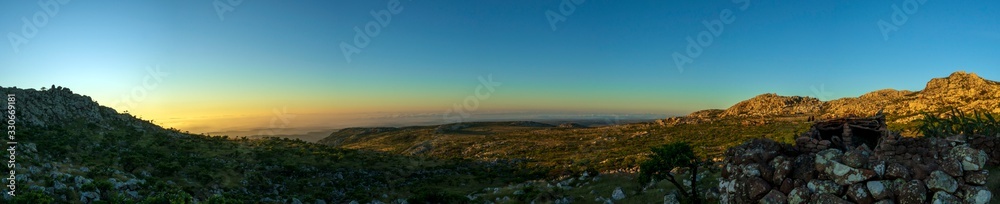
2, 0, 999, 134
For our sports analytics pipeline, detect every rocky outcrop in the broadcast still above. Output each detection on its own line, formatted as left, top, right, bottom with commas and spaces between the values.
823, 71, 1000, 123
719, 94, 823, 118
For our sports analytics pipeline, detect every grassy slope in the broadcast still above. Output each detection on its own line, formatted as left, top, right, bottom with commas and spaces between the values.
320, 118, 812, 174
18, 117, 543, 203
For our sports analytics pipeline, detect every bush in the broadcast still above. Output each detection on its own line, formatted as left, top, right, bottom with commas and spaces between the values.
918, 109, 1000, 138
639, 142, 702, 204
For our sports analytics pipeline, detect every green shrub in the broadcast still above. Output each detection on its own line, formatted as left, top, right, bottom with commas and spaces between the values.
11, 191, 54, 204
918, 109, 1000, 138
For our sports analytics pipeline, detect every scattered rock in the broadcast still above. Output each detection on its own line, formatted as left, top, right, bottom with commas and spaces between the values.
612, 187, 625, 200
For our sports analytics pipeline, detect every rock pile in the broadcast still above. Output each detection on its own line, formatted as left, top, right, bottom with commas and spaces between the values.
719, 116, 994, 204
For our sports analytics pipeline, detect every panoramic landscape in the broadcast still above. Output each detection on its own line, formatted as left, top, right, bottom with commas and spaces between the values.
3, 1, 1000, 204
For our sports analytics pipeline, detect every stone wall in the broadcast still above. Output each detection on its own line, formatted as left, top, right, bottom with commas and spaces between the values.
718, 138, 992, 204
970, 135, 1000, 166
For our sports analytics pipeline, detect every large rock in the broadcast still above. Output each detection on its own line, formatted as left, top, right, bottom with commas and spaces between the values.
924, 171, 958, 193
787, 186, 811, 204
865, 180, 892, 200
664, 193, 679, 204
759, 190, 788, 204
846, 183, 874, 204
842, 145, 873, 168
930, 191, 961, 204
815, 149, 843, 171
897, 180, 927, 204
739, 177, 772, 201
612, 187, 626, 200
792, 154, 816, 180
939, 154, 964, 177
963, 170, 988, 185
950, 145, 988, 171
885, 162, 911, 180
771, 156, 792, 184
815, 149, 874, 185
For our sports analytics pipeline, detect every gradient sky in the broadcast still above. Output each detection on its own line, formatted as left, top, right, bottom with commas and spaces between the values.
2, 1, 999, 135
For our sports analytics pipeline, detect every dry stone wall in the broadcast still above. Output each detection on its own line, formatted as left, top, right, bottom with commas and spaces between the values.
719, 136, 992, 204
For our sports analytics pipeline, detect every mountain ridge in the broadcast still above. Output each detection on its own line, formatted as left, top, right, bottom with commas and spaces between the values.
698, 71, 1000, 123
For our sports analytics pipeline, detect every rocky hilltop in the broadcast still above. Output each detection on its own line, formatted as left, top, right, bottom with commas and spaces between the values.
705, 71, 1000, 123
719, 94, 823, 118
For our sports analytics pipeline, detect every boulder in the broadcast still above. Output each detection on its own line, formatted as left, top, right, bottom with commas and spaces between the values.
664, 193, 679, 204
779, 179, 794, 194
792, 154, 816, 180
930, 191, 961, 204
771, 156, 792, 184
950, 145, 987, 171
612, 187, 626, 200
963, 185, 992, 204
884, 162, 911, 180
842, 145, 873, 168
924, 171, 958, 193
740, 177, 772, 201
963, 170, 988, 185
846, 183, 874, 204
939, 154, 964, 177
896, 180, 927, 204
787, 186, 811, 204
759, 189, 788, 204
865, 180, 892, 201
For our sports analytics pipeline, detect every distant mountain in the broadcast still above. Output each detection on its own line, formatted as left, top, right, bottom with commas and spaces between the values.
703, 71, 1000, 123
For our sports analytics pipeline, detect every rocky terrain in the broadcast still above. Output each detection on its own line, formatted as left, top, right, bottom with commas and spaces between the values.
689, 72, 1000, 124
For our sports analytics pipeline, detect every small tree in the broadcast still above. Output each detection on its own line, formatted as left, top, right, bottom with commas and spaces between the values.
639, 142, 702, 204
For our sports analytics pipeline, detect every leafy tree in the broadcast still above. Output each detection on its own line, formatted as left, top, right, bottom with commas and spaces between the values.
639, 142, 702, 204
